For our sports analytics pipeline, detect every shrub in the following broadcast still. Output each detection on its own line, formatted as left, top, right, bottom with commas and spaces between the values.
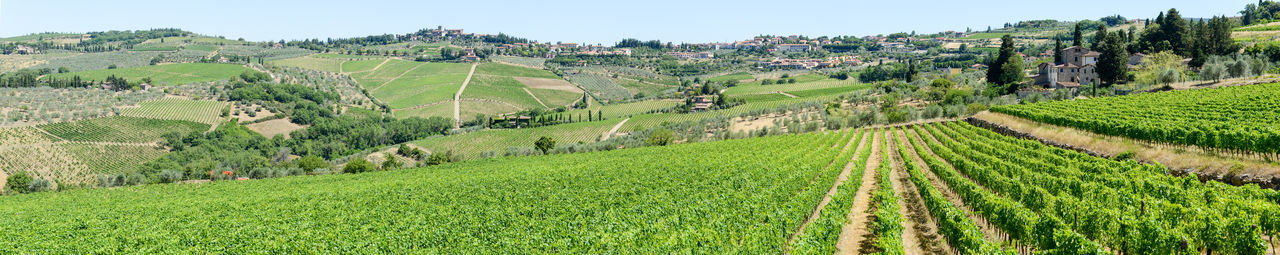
296, 155, 330, 173
343, 157, 376, 174
6, 172, 33, 194
381, 154, 401, 170
647, 128, 676, 146
158, 170, 184, 183
27, 179, 52, 193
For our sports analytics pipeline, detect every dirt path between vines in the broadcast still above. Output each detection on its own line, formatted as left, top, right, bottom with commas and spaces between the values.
602, 118, 630, 141
836, 130, 882, 255
910, 126, 1018, 249
454, 63, 478, 128
523, 88, 549, 108
786, 130, 867, 251
901, 128, 1008, 247
887, 130, 950, 254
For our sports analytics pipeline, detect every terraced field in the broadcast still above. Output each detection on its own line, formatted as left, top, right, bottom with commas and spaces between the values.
724, 78, 864, 96
46, 63, 253, 85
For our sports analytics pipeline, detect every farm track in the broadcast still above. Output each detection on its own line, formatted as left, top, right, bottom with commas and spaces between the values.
370, 63, 424, 92
786, 131, 865, 251
32, 127, 66, 142
887, 130, 949, 254
778, 91, 799, 98
523, 88, 548, 108
455, 63, 478, 128
836, 130, 882, 255
900, 128, 1008, 247
602, 118, 630, 141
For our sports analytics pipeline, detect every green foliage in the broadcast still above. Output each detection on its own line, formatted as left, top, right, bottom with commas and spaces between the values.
381, 154, 401, 170
986, 35, 1023, 92
534, 136, 556, 155
5, 172, 33, 194
646, 128, 676, 146
297, 155, 330, 172
343, 157, 376, 174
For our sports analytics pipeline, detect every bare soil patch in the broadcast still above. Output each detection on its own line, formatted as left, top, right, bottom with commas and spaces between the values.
836, 131, 882, 255
887, 130, 950, 254
245, 119, 303, 139
514, 77, 583, 93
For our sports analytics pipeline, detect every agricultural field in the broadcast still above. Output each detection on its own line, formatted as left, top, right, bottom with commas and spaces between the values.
0, 130, 858, 253
706, 72, 754, 82
490, 55, 546, 68
992, 83, 1280, 155
61, 143, 168, 175
415, 119, 623, 158
881, 121, 1280, 254
462, 63, 568, 110
119, 97, 229, 125
269, 54, 389, 73
959, 33, 1012, 40
32, 51, 162, 73
567, 72, 630, 102
559, 100, 680, 120
356, 61, 470, 110
724, 78, 862, 96
38, 116, 209, 143
46, 63, 253, 85
0, 87, 164, 126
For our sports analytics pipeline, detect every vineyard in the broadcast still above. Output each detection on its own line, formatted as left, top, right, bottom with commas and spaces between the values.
38, 116, 209, 143
355, 60, 470, 109
992, 83, 1280, 155
566, 72, 630, 102
61, 143, 167, 175
0, 130, 859, 253
490, 55, 546, 68
119, 97, 228, 124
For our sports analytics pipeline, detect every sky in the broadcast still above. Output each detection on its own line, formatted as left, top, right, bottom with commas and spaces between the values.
0, 0, 1258, 45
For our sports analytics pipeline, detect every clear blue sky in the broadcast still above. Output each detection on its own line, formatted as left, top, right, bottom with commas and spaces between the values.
0, 0, 1256, 45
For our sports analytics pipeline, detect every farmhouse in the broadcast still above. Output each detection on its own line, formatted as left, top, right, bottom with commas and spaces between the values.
691, 96, 714, 112
1032, 46, 1100, 88
11, 45, 35, 55
776, 44, 812, 52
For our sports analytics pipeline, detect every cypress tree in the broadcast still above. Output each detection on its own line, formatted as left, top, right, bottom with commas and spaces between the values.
1054, 36, 1065, 64
1073, 23, 1084, 47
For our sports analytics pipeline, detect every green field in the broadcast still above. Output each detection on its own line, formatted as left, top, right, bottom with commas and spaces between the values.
47, 63, 252, 85
724, 78, 861, 96
268, 56, 343, 73
527, 88, 584, 107
39, 116, 210, 143
462, 75, 545, 110
415, 119, 622, 158
120, 98, 228, 124
0, 132, 851, 253
707, 72, 754, 82
475, 62, 559, 79
960, 33, 1013, 40
359, 61, 471, 110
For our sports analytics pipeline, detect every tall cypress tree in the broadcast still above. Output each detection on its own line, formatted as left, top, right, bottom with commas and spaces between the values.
1073, 23, 1084, 47
1162, 8, 1190, 56
1092, 25, 1108, 49
1054, 36, 1064, 64
1097, 32, 1129, 86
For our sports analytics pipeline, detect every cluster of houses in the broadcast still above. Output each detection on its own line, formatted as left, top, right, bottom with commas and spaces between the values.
6, 45, 36, 55
666, 51, 715, 59
765, 55, 864, 69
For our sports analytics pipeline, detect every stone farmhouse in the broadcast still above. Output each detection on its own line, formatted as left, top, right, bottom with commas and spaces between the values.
1032, 46, 1099, 89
